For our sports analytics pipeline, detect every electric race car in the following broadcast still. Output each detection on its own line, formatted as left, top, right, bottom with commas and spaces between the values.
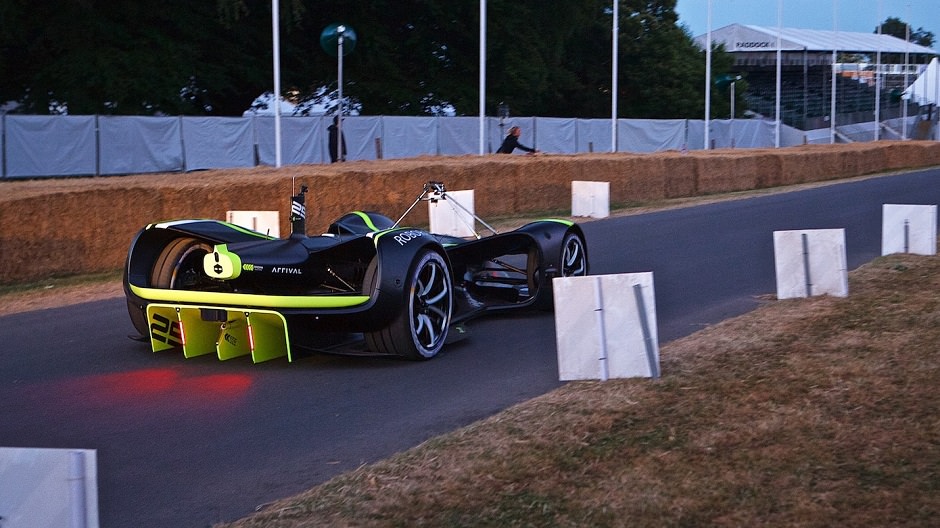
124, 181, 589, 363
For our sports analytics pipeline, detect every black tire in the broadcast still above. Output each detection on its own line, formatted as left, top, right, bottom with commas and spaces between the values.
534, 230, 588, 310
365, 250, 453, 360
125, 238, 212, 338
559, 231, 588, 278
151, 238, 214, 289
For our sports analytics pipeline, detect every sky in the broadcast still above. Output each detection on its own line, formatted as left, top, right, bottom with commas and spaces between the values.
674, 0, 938, 42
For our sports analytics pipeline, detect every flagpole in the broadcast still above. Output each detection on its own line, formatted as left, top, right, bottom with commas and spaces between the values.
704, 0, 712, 150
479, 0, 486, 155
875, 0, 882, 141
902, 12, 910, 140
830, 0, 838, 144
272, 0, 282, 168
611, 0, 619, 152
775, 0, 782, 148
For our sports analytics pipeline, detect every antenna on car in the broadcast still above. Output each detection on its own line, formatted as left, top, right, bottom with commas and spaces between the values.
394, 181, 499, 238
290, 185, 309, 237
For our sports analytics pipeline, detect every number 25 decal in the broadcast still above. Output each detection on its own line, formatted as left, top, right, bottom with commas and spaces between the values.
151, 313, 183, 347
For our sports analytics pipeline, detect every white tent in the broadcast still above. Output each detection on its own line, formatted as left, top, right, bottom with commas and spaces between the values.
903, 58, 940, 106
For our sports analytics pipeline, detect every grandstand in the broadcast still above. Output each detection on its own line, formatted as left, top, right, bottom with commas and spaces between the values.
698, 24, 938, 132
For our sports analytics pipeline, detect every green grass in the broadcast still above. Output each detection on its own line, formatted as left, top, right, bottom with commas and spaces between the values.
0, 270, 122, 296
215, 251, 940, 527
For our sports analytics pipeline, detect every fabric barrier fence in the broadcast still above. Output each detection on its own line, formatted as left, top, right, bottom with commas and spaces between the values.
4, 115, 96, 178
181, 117, 254, 171
99, 116, 184, 175
2, 114, 813, 179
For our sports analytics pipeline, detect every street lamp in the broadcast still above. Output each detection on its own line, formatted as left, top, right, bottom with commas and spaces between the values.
716, 74, 743, 148
729, 75, 742, 119
320, 23, 357, 162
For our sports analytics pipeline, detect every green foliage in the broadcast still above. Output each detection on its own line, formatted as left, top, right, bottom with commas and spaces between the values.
0, 0, 734, 118
878, 16, 935, 48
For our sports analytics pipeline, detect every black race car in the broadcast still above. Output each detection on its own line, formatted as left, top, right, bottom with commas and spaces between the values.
124, 181, 589, 362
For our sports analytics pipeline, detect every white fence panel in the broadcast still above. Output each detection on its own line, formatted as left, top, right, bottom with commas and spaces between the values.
181, 117, 254, 171
253, 116, 326, 166
381, 116, 438, 159
99, 116, 183, 175
5, 115, 96, 178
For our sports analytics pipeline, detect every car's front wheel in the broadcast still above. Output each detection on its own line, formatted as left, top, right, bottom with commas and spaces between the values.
533, 230, 589, 310
560, 231, 588, 278
365, 250, 453, 360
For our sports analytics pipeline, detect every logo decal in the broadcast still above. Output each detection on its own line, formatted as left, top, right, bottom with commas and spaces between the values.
393, 230, 424, 246
271, 267, 302, 275
291, 200, 306, 220
150, 313, 183, 347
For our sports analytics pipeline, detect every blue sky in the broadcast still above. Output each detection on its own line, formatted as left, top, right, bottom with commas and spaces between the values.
674, 0, 938, 41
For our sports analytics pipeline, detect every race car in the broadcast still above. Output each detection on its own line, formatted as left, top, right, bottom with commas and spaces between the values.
124, 181, 589, 362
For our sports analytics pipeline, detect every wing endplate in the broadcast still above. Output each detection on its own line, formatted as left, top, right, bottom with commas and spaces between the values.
146, 304, 292, 363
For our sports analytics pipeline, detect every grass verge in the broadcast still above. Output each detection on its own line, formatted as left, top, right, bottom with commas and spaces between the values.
216, 251, 940, 527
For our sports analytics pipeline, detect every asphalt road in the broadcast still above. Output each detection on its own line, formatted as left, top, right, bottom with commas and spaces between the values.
3, 167, 940, 527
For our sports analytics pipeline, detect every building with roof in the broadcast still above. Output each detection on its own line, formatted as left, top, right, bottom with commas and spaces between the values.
697, 24, 938, 132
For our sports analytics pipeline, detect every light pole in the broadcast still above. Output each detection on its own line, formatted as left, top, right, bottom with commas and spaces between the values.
320, 23, 357, 163
730, 75, 741, 148
337, 24, 345, 162
730, 75, 742, 119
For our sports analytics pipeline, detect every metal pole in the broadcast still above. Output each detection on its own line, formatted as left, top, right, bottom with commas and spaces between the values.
875, 0, 882, 141
775, 0, 782, 148
802, 233, 813, 297
272, 0, 282, 168
830, 0, 838, 144
903, 17, 910, 140
594, 277, 609, 381
731, 79, 736, 148
69, 451, 88, 528
337, 26, 344, 163
610, 1, 619, 152
705, 0, 712, 150
633, 283, 659, 379
479, 0, 486, 155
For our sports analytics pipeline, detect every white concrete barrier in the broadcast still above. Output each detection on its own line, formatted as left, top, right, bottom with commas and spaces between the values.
773, 229, 848, 299
882, 204, 937, 256
553, 273, 660, 380
428, 189, 476, 237
571, 180, 610, 219
0, 447, 99, 528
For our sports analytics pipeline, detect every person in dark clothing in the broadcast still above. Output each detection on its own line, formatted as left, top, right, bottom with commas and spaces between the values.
328, 115, 347, 163
497, 125, 538, 154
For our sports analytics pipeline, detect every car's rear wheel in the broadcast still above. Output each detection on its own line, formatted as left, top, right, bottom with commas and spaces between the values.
126, 237, 214, 338
365, 250, 452, 360
152, 237, 214, 289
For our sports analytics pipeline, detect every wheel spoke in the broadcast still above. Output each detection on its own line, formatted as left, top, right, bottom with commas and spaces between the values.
427, 305, 448, 320
416, 313, 437, 345
426, 282, 449, 304
563, 238, 586, 276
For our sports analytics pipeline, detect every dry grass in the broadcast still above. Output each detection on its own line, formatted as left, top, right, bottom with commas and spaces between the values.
216, 251, 940, 528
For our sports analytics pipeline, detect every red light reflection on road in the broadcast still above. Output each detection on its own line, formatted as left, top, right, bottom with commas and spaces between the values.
22, 368, 254, 412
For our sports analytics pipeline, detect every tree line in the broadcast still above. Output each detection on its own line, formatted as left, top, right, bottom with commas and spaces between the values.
4, 1, 925, 120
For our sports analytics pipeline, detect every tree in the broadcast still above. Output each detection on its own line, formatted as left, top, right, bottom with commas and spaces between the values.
0, 0, 726, 119
878, 16, 935, 48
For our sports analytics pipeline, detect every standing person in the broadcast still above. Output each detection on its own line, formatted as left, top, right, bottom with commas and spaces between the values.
328, 115, 347, 163
497, 125, 538, 154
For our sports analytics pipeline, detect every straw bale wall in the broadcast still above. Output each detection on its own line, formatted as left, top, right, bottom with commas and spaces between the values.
2, 141, 939, 285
